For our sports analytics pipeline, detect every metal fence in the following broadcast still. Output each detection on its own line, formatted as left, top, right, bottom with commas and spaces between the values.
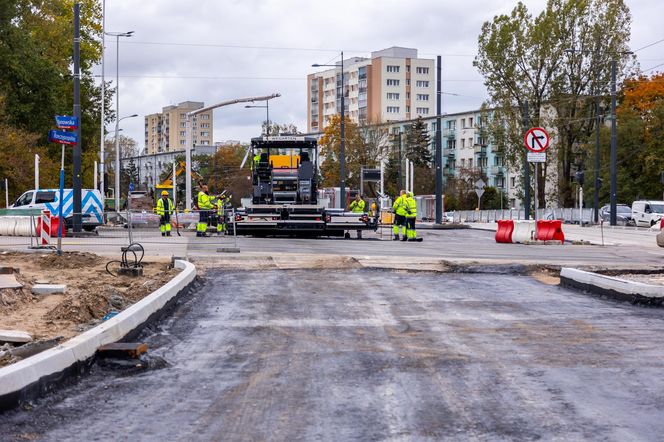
452, 208, 596, 224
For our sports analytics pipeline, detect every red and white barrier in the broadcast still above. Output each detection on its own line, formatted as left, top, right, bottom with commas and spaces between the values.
40, 210, 51, 245
495, 219, 564, 244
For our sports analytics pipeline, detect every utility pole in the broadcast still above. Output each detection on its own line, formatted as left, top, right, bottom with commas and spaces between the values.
435, 55, 443, 224
609, 60, 618, 226
398, 131, 403, 190
100, 0, 106, 198
594, 96, 601, 223
522, 100, 531, 219
340, 51, 346, 209
72, 3, 82, 232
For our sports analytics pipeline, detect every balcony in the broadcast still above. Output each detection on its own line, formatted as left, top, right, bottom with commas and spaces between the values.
443, 167, 456, 177
474, 144, 487, 156
491, 166, 505, 176
443, 128, 456, 139
443, 148, 455, 159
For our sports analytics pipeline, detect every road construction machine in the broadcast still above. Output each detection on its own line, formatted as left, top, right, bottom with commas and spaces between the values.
230, 135, 379, 237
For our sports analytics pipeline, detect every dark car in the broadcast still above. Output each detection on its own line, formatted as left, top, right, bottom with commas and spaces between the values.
600, 204, 634, 225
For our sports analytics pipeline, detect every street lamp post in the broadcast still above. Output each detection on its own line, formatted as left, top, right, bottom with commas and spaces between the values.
244, 101, 270, 135
313, 51, 346, 208
114, 114, 138, 212
106, 30, 134, 213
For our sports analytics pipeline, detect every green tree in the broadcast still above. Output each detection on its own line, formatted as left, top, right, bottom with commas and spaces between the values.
403, 117, 432, 167
475, 0, 633, 209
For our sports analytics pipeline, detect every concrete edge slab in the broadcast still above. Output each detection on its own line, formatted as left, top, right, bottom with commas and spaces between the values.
560, 267, 664, 306
0, 259, 197, 412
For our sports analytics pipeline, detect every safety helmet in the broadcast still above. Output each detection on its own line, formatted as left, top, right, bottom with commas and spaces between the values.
161, 190, 169, 196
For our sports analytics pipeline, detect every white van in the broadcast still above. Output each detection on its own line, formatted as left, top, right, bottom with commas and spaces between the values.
10, 189, 104, 231
631, 200, 664, 227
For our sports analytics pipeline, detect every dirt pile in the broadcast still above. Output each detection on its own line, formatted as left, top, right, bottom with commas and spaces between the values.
0, 251, 179, 365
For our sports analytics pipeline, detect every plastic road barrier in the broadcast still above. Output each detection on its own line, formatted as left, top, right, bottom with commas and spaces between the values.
495, 219, 514, 243
512, 220, 536, 244
536, 220, 565, 243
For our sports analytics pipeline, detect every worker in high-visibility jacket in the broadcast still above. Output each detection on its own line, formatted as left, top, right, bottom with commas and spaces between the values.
349, 194, 366, 239
392, 190, 408, 241
155, 190, 174, 237
405, 191, 420, 242
196, 184, 215, 237
216, 195, 231, 235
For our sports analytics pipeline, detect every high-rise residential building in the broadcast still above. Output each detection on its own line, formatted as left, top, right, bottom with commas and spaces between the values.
307, 47, 435, 132
145, 101, 214, 154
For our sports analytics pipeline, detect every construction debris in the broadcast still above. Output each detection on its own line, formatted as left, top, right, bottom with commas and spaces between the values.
31, 284, 66, 295
0, 329, 33, 344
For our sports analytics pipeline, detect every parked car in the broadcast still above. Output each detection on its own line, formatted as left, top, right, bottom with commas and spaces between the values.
10, 188, 104, 231
632, 200, 664, 227
600, 204, 634, 226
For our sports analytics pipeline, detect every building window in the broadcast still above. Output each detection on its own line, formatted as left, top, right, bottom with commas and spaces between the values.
386, 92, 400, 100
406, 106, 410, 113
387, 106, 400, 113
416, 107, 429, 115
469, 159, 473, 168
416, 94, 429, 101
406, 79, 410, 86
386, 79, 400, 86
406, 65, 411, 73
461, 118, 466, 128
180, 140, 186, 146
406, 92, 411, 99
511, 177, 516, 187
461, 159, 466, 167
416, 67, 430, 74
180, 113, 186, 118
180, 122, 186, 128
416, 80, 430, 88
180, 131, 186, 136
469, 117, 474, 127
386, 65, 400, 73
201, 114, 210, 120
201, 131, 209, 137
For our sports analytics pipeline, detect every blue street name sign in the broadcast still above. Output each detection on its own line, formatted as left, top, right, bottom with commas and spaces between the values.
48, 130, 78, 145
55, 115, 78, 130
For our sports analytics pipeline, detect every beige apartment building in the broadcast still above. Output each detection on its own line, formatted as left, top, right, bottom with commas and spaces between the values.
307, 47, 436, 132
145, 101, 214, 154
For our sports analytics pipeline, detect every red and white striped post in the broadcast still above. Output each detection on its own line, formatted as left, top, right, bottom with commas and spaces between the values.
40, 210, 51, 245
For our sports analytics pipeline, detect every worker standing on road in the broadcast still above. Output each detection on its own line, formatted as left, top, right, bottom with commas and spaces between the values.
349, 194, 366, 239
196, 184, 215, 237
405, 191, 421, 242
156, 190, 174, 237
392, 190, 408, 241
216, 194, 230, 235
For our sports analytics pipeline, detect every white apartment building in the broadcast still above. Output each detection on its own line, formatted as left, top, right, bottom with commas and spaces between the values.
308, 47, 436, 132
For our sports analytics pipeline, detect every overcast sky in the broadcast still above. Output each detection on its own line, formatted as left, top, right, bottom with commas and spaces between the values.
98, 0, 662, 152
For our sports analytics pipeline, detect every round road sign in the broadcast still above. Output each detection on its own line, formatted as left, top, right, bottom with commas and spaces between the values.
524, 127, 550, 152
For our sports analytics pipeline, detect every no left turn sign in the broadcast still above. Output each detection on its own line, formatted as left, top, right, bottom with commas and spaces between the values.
524, 127, 550, 152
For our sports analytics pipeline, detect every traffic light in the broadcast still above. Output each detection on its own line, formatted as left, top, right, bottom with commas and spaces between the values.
575, 170, 585, 186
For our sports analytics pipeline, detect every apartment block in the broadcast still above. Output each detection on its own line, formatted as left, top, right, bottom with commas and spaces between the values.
307, 47, 436, 132
145, 101, 214, 154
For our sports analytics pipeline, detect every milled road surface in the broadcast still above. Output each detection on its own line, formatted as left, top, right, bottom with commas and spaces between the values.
2, 269, 664, 441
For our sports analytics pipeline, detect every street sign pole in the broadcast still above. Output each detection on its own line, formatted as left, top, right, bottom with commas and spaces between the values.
72, 3, 82, 233
57, 144, 65, 256
534, 162, 539, 240
522, 101, 530, 219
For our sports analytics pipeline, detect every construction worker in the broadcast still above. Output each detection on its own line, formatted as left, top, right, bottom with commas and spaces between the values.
392, 190, 408, 241
156, 190, 174, 237
349, 194, 366, 239
252, 150, 261, 170
196, 184, 215, 237
216, 194, 230, 235
405, 191, 421, 242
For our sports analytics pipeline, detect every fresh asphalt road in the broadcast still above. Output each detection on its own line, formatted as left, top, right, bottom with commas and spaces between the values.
2, 269, 664, 441
1, 226, 661, 267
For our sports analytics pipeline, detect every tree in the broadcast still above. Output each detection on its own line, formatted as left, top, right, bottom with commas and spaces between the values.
475, 0, 633, 209
358, 120, 390, 196
319, 114, 372, 189
207, 144, 252, 206
403, 117, 432, 167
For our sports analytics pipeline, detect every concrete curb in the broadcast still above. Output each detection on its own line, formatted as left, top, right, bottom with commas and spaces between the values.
0, 259, 196, 412
560, 267, 664, 306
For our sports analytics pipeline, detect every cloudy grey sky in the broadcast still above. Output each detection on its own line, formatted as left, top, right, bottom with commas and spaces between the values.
98, 0, 662, 152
